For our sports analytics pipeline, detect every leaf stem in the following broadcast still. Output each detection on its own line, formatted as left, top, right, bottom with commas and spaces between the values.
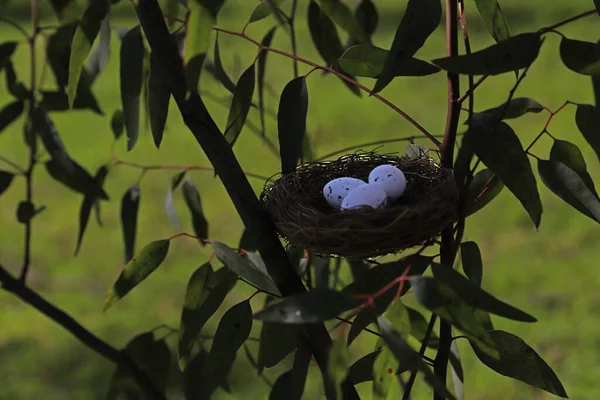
539, 9, 597, 33
213, 27, 441, 147
0, 17, 30, 39
0, 156, 26, 174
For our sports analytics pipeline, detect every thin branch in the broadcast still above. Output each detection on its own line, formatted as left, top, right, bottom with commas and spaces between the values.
288, 0, 299, 78
0, 264, 166, 399
0, 17, 30, 39
402, 315, 437, 400
539, 9, 597, 33
0, 156, 26, 174
213, 27, 441, 147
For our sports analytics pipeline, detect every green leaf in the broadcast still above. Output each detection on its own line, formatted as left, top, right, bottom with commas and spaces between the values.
45, 158, 109, 200
551, 139, 598, 197
148, 51, 171, 149
185, 1, 214, 92
16, 201, 35, 224
120, 26, 145, 151
596, 0, 600, 16
68, 0, 109, 108
270, 370, 294, 399
40, 90, 102, 114
575, 104, 600, 162
164, 171, 186, 231
49, 0, 77, 22
406, 307, 439, 348
353, 0, 378, 43
85, 14, 111, 84
182, 178, 209, 242
0, 41, 17, 67
0, 100, 24, 134
476, 97, 544, 121
107, 331, 170, 399
348, 307, 379, 346
289, 340, 311, 398
178, 264, 238, 370
258, 320, 300, 370
0, 170, 14, 196
466, 169, 504, 217
378, 317, 457, 400
110, 109, 125, 140
372, 0, 441, 94
224, 64, 255, 146
254, 290, 361, 323
317, 0, 369, 44
248, 0, 289, 23
103, 239, 170, 311
213, 35, 236, 94
339, 45, 440, 78
450, 337, 464, 400
183, 347, 234, 399
75, 165, 108, 255
120, 184, 141, 263
433, 33, 542, 76
466, 114, 542, 227
349, 351, 379, 385
473, 0, 511, 43
460, 241, 483, 286
470, 330, 568, 398
212, 241, 280, 295
278, 76, 308, 174
431, 263, 535, 322
538, 159, 600, 222
327, 336, 349, 400
559, 37, 600, 76
257, 27, 277, 136
33, 105, 73, 178
203, 300, 253, 375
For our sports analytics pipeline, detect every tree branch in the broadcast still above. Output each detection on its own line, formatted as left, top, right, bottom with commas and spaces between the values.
0, 263, 166, 399
132, 1, 359, 398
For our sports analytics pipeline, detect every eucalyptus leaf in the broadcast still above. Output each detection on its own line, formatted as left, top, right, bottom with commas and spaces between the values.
119, 26, 144, 151
224, 64, 255, 146
278, 76, 308, 174
120, 184, 141, 263
473, 0, 511, 43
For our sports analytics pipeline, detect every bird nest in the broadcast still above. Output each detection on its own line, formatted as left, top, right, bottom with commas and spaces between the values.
260, 153, 459, 259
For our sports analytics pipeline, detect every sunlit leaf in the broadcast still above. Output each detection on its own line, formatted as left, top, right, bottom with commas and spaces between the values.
75, 165, 108, 255
460, 241, 483, 286
317, 0, 369, 44
119, 26, 145, 151
470, 330, 568, 398
538, 159, 600, 222
148, 51, 171, 148
377, 317, 456, 400
120, 184, 141, 263
372, 0, 441, 94
248, 0, 289, 23
327, 336, 349, 400
212, 241, 280, 295
45, 158, 109, 200
185, 1, 215, 92
473, 0, 511, 43
203, 300, 253, 375
49, 0, 77, 22
339, 45, 440, 78
465, 169, 504, 217
476, 97, 544, 121
559, 37, 600, 76
257, 27, 277, 137
68, 0, 109, 107
450, 335, 464, 400
431, 263, 535, 322
103, 239, 170, 311
179, 264, 238, 370
182, 178, 209, 242
433, 33, 542, 76
224, 64, 255, 146
254, 290, 361, 323
575, 104, 600, 162
406, 306, 439, 348
278, 76, 308, 174
0, 100, 24, 134
0, 171, 14, 196
466, 114, 542, 227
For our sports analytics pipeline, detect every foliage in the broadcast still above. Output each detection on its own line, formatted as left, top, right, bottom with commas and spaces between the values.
2, 0, 600, 399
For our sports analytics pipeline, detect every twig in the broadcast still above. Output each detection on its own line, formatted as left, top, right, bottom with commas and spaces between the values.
539, 9, 597, 33
0, 156, 26, 174
402, 314, 437, 400
0, 264, 166, 399
0, 16, 30, 39
288, 0, 299, 78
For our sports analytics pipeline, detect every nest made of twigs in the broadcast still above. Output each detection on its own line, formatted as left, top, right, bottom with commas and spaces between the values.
260, 152, 459, 259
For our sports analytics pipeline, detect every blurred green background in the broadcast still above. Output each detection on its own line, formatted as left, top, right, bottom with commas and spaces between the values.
1, 0, 600, 399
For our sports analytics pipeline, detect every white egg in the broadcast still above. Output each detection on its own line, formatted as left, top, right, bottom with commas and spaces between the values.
323, 177, 366, 209
341, 183, 388, 211
368, 164, 407, 201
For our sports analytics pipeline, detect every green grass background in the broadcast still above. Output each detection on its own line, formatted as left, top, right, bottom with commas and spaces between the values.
1, 0, 600, 399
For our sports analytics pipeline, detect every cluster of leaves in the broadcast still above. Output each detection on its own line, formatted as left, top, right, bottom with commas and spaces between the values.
4, 0, 600, 399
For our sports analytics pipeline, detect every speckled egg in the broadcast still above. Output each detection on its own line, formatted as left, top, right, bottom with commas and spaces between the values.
368, 164, 407, 201
341, 183, 388, 211
323, 177, 366, 209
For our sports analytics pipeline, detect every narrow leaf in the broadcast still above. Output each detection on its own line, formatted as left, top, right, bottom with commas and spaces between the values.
103, 239, 170, 311
183, 347, 234, 399
470, 330, 568, 398
349, 351, 378, 385
164, 171, 186, 231
68, 0, 109, 107
213, 35, 236, 94
248, 0, 289, 23
120, 25, 144, 151
182, 178, 209, 242
339, 45, 440, 78
224, 64, 255, 146
317, 0, 369, 44
148, 51, 170, 148
431, 263, 535, 322
372, 0, 442, 94
278, 76, 308, 174
0, 171, 14, 196
85, 14, 111, 84
257, 27, 277, 136
407, 307, 439, 348
353, 0, 378, 43
477, 97, 544, 121
120, 184, 141, 263
432, 33, 542, 76
33, 105, 73, 175
0, 100, 24, 134
45, 158, 109, 199
575, 104, 600, 162
203, 300, 253, 375
551, 139, 598, 197
110, 109, 125, 140
254, 290, 361, 323
450, 335, 464, 400
466, 114, 542, 227
596, 0, 600, 16
212, 241, 280, 295
538, 159, 600, 222
0, 42, 18, 66
466, 169, 504, 216
75, 165, 108, 255
460, 241, 483, 286
185, 2, 214, 92
290, 340, 311, 399
559, 37, 600, 76
473, 0, 511, 43
258, 320, 300, 369
327, 336, 349, 400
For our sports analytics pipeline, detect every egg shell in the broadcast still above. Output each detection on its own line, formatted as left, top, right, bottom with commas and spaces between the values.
341, 183, 388, 211
323, 177, 367, 209
368, 164, 407, 201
